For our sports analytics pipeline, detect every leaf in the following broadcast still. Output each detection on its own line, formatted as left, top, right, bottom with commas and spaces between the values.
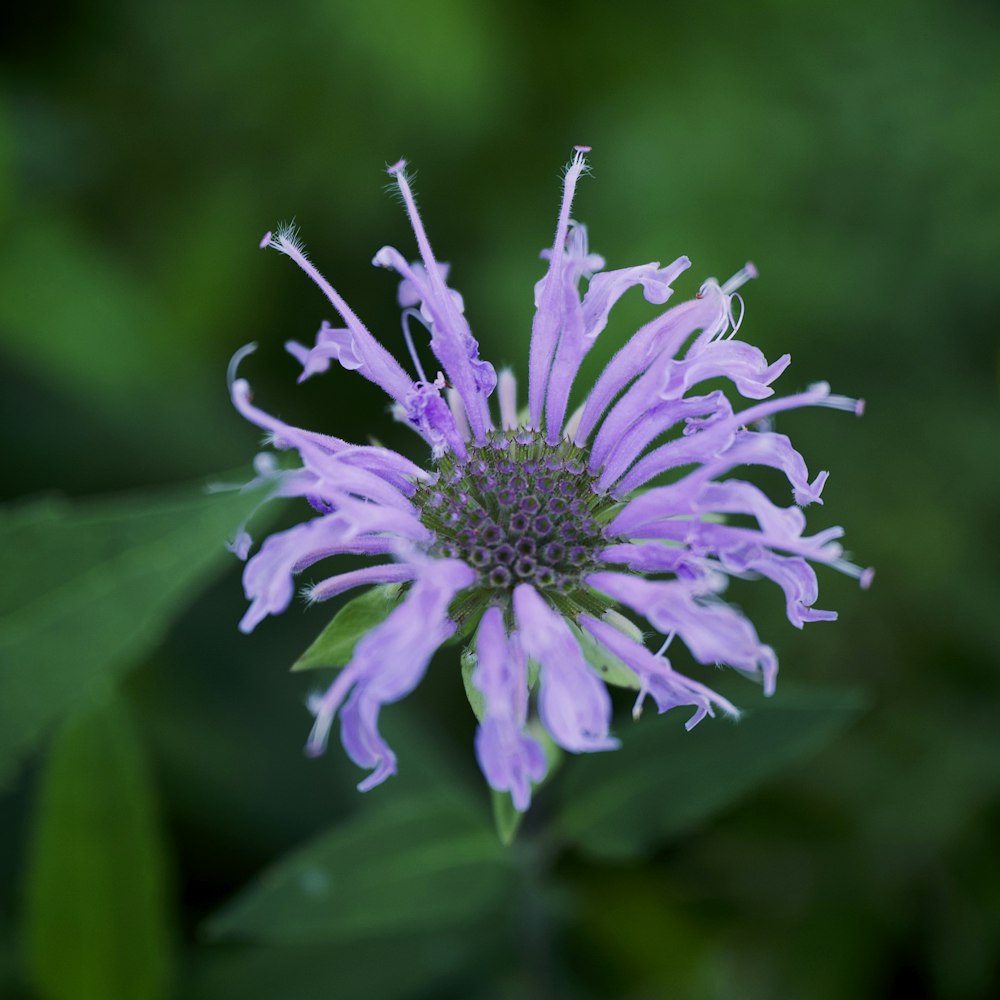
187, 931, 486, 1000
291, 583, 404, 671
0, 483, 266, 786
555, 685, 867, 860
204, 786, 513, 944
21, 692, 171, 1000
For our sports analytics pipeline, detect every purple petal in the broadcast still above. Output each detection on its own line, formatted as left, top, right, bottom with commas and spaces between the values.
528, 150, 591, 430
613, 383, 854, 495
264, 226, 415, 405
717, 545, 837, 628
286, 321, 361, 382
588, 571, 779, 695
308, 563, 416, 603
402, 377, 467, 460
373, 193, 495, 443
574, 290, 728, 447
306, 558, 476, 788
471, 607, 548, 811
595, 392, 728, 490
513, 584, 619, 753
580, 614, 740, 728
544, 256, 690, 445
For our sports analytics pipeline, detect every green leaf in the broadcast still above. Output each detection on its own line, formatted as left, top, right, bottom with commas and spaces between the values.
460, 646, 485, 721
291, 584, 404, 672
204, 787, 513, 944
556, 685, 867, 860
188, 931, 488, 1000
0, 483, 266, 786
21, 692, 171, 1000
491, 790, 523, 847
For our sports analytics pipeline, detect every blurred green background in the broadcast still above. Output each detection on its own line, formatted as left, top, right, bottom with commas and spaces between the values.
1, 0, 998, 997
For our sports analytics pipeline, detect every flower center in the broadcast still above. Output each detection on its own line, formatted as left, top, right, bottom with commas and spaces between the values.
414, 429, 619, 627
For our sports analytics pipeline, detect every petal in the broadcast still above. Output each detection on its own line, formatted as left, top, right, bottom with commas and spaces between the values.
580, 614, 740, 728
574, 290, 728, 447
528, 149, 591, 430
264, 225, 415, 405
588, 571, 778, 695
469, 608, 548, 811
513, 584, 618, 753
475, 718, 547, 812
307, 563, 416, 603
286, 321, 361, 382
374, 169, 495, 442
544, 256, 690, 446
305, 558, 476, 788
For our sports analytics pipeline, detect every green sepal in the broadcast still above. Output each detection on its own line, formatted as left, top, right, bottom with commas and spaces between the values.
291, 584, 404, 672
460, 646, 485, 722
491, 790, 522, 846
573, 618, 642, 691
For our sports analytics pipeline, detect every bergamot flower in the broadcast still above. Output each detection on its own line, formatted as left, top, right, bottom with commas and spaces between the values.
229, 147, 870, 811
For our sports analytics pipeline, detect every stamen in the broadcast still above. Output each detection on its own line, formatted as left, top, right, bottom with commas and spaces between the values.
806, 382, 865, 415
654, 631, 676, 657
721, 261, 758, 295
831, 558, 876, 589
401, 309, 429, 383
726, 292, 745, 340
498, 369, 518, 430
227, 342, 258, 389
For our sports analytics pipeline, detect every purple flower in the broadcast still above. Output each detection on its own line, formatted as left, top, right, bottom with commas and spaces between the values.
231, 148, 870, 810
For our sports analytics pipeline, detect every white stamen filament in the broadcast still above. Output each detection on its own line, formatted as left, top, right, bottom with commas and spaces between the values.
401, 309, 429, 383
830, 558, 876, 589
227, 342, 258, 389
654, 631, 676, 657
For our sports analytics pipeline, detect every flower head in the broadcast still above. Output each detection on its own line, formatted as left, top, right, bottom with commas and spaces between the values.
230, 148, 870, 811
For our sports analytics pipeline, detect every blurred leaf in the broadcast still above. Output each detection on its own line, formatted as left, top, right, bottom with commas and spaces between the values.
491, 790, 522, 847
204, 787, 513, 944
556, 686, 867, 860
460, 646, 485, 721
21, 691, 171, 1000
189, 938, 469, 1000
0, 483, 264, 786
291, 584, 404, 672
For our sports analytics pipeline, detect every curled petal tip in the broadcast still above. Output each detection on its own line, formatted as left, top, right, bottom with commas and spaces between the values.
387, 158, 407, 175
259, 231, 272, 250
855, 398, 866, 417
860, 567, 875, 590
574, 144, 592, 154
